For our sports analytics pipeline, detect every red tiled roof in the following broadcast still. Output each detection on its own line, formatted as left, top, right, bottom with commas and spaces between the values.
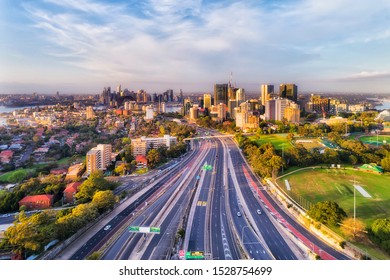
135, 155, 147, 163
50, 169, 68, 175
19, 194, 54, 203
0, 150, 14, 157
64, 182, 82, 193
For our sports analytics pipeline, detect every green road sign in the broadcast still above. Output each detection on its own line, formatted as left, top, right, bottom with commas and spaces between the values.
185, 251, 204, 260
129, 226, 139, 232
202, 164, 212, 171
150, 227, 160, 233
129, 226, 160, 234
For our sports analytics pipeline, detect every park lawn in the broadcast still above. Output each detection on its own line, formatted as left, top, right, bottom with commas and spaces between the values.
0, 168, 35, 183
294, 138, 324, 150
57, 156, 86, 166
248, 134, 293, 150
359, 135, 390, 146
278, 168, 390, 227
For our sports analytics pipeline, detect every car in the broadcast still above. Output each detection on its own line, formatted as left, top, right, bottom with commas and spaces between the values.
257, 209, 262, 215
237, 212, 242, 217
104, 225, 111, 231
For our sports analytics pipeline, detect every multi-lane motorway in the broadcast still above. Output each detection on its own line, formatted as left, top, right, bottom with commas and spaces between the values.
53, 129, 349, 260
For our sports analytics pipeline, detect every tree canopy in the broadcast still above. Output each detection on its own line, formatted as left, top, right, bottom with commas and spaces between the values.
307, 201, 347, 227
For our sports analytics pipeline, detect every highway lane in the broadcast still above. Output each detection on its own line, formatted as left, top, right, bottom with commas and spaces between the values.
103, 169, 189, 260
140, 142, 214, 260
187, 140, 216, 253
209, 139, 240, 260
102, 140, 212, 260
68, 140, 204, 260
227, 140, 298, 260
227, 172, 273, 260
231, 139, 350, 260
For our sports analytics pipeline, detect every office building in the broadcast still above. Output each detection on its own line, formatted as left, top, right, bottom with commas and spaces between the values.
284, 102, 300, 123
236, 88, 246, 106
217, 103, 227, 120
190, 105, 199, 120
214, 84, 228, 106
86, 106, 95, 119
279, 84, 298, 102
203, 94, 212, 109
261, 84, 274, 106
306, 94, 331, 115
145, 105, 154, 120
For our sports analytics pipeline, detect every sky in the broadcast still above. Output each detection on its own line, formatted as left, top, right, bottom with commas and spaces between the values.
1, 0, 390, 95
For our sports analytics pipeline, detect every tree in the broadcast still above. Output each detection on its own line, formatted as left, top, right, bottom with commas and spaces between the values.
269, 155, 284, 179
146, 149, 162, 169
368, 218, 390, 254
75, 171, 116, 203
307, 201, 347, 227
4, 211, 57, 255
92, 190, 116, 213
287, 132, 294, 142
381, 155, 390, 172
341, 217, 366, 241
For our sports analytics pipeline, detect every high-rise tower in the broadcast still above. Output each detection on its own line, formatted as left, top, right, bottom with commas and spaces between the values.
261, 84, 274, 105
279, 84, 298, 102
214, 84, 228, 106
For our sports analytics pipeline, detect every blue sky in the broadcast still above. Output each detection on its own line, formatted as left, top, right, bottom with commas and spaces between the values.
1, 0, 390, 94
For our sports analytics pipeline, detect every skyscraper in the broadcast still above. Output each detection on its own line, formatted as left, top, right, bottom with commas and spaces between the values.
203, 93, 211, 109
279, 84, 298, 102
236, 88, 246, 106
86, 106, 95, 119
261, 84, 274, 105
214, 84, 228, 106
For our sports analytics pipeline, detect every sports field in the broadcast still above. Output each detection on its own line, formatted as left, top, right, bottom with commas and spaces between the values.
359, 135, 390, 146
277, 168, 390, 226
294, 138, 324, 150
249, 134, 293, 150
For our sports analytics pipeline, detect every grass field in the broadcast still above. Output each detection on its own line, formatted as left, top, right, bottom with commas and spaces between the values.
249, 134, 293, 150
0, 168, 35, 183
359, 135, 390, 146
277, 168, 390, 226
294, 138, 324, 150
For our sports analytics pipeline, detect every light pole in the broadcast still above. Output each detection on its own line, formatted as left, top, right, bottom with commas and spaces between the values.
377, 130, 379, 148
353, 177, 356, 236
281, 143, 285, 174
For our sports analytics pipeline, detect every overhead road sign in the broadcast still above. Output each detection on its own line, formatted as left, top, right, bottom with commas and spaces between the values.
185, 251, 205, 260
202, 164, 213, 171
129, 226, 160, 234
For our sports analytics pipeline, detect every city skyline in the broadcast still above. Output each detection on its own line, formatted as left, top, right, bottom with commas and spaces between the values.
1, 0, 390, 94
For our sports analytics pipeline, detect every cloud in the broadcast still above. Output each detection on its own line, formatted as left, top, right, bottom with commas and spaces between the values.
339, 71, 390, 81
3, 0, 389, 93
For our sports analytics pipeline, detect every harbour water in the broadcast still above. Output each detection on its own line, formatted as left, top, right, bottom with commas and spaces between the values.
375, 99, 390, 110
0, 106, 29, 126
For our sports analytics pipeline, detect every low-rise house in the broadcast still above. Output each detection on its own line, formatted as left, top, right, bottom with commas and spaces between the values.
18, 194, 54, 210
0, 150, 13, 164
65, 163, 84, 181
63, 182, 82, 204
135, 155, 148, 169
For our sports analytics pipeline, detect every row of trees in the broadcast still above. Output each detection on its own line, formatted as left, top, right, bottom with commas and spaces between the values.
0, 171, 117, 257
146, 142, 188, 169
307, 201, 390, 256
1, 188, 116, 257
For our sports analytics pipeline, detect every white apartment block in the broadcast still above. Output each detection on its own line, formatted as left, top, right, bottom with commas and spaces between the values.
131, 135, 177, 156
